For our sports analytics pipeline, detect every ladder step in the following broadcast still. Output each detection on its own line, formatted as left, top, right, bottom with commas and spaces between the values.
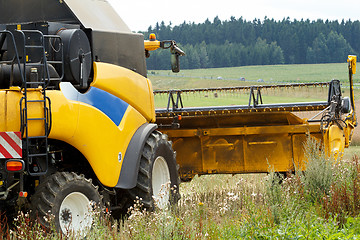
25, 45, 44, 49
28, 153, 48, 158
27, 100, 46, 103
27, 117, 46, 121
47, 61, 63, 64
25, 82, 47, 85
26, 63, 44, 67
49, 78, 62, 81
44, 34, 60, 38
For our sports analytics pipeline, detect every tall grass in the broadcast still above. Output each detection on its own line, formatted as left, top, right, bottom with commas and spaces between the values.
2, 140, 360, 239
301, 138, 334, 202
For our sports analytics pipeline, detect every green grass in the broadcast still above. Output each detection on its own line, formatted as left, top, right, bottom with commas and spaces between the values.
8, 143, 360, 239
150, 63, 350, 89
345, 145, 360, 159
150, 63, 350, 108
154, 90, 328, 108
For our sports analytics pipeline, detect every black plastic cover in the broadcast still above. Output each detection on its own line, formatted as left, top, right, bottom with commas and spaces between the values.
116, 123, 158, 189
57, 29, 92, 87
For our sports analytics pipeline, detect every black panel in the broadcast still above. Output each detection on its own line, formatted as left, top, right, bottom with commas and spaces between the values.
116, 123, 158, 189
91, 31, 147, 77
0, 0, 76, 25
6, 23, 49, 63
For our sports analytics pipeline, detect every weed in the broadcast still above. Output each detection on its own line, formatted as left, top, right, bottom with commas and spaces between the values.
302, 137, 334, 202
0, 212, 9, 240
321, 155, 360, 226
4, 145, 360, 238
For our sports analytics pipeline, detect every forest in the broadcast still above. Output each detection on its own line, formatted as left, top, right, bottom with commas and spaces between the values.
143, 17, 360, 70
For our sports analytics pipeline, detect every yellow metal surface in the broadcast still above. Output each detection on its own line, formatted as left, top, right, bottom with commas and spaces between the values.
156, 104, 328, 118
159, 109, 351, 179
323, 124, 345, 158
0, 63, 150, 187
50, 63, 148, 187
158, 112, 322, 179
91, 62, 155, 123
344, 117, 356, 148
0, 89, 47, 134
144, 40, 161, 51
51, 102, 146, 187
348, 55, 357, 74
0, 90, 146, 187
344, 55, 357, 148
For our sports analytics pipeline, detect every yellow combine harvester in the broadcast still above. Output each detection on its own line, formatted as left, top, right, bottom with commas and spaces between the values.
0, 0, 356, 235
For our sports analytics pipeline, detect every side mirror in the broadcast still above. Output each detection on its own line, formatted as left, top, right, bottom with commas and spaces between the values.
171, 50, 180, 73
146, 38, 185, 73
170, 43, 185, 73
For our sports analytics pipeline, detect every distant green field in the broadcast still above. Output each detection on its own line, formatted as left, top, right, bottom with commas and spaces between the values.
149, 62, 351, 90
149, 63, 350, 108
153, 90, 328, 108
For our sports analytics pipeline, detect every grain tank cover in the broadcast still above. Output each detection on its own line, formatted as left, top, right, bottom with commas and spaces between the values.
62, 0, 132, 33
0, 0, 131, 33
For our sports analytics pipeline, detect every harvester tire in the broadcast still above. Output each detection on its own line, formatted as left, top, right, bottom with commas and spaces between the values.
31, 172, 102, 236
126, 131, 180, 211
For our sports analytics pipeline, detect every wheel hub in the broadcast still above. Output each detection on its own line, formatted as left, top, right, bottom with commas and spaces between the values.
59, 192, 92, 236
152, 156, 171, 209
60, 208, 72, 224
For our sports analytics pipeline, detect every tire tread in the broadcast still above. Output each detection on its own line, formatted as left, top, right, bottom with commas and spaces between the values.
123, 131, 180, 212
31, 171, 102, 231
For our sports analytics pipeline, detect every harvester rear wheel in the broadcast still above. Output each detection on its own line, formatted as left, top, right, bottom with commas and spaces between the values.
126, 131, 180, 211
31, 172, 102, 236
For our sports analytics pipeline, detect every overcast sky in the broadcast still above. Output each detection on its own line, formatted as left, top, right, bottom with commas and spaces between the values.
108, 0, 360, 32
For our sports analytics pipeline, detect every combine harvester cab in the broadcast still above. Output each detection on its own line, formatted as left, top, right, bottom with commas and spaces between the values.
0, 0, 183, 235
155, 56, 357, 181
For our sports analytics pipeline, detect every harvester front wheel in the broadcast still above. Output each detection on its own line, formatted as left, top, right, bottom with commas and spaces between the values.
128, 131, 180, 211
31, 172, 102, 236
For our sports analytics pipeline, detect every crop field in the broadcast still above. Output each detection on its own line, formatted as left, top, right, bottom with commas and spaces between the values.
149, 63, 352, 89
3, 63, 360, 239
151, 63, 356, 108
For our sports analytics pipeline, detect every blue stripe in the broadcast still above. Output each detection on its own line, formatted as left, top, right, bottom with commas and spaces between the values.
61, 83, 129, 125
78, 87, 129, 126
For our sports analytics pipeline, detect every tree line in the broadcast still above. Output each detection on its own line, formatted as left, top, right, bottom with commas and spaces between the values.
143, 17, 360, 70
